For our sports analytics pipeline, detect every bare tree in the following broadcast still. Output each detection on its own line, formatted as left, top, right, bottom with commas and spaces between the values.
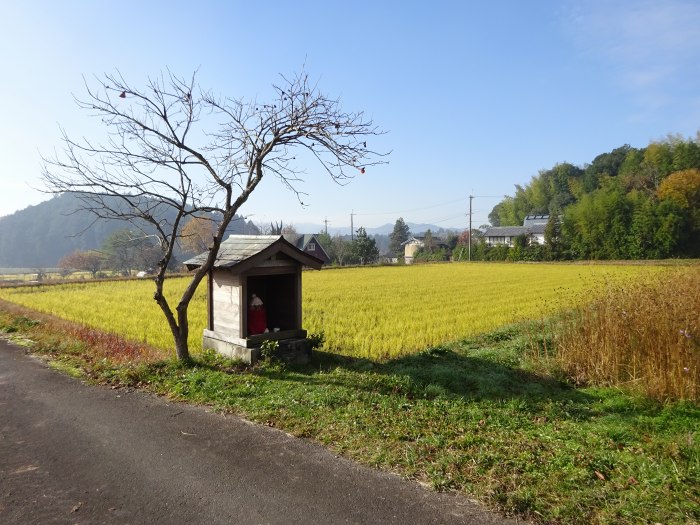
42, 69, 387, 361
281, 224, 298, 236
256, 220, 286, 235
331, 234, 352, 266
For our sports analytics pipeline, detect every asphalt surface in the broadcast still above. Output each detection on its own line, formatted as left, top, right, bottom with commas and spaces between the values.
0, 338, 520, 525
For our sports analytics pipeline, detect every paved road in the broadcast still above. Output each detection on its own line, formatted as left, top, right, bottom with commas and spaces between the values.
0, 338, 519, 525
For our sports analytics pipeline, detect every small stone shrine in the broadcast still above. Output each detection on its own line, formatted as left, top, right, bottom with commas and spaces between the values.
185, 235, 323, 363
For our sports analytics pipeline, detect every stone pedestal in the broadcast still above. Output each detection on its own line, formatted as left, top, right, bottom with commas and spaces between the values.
203, 329, 312, 365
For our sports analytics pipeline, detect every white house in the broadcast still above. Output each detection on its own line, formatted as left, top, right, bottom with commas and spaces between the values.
401, 237, 424, 264
483, 215, 549, 247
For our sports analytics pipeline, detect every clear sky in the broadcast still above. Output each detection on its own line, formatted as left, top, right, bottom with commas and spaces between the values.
1, 0, 699, 231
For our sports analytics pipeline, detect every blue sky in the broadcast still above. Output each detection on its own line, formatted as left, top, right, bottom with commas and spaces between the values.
1, 0, 699, 231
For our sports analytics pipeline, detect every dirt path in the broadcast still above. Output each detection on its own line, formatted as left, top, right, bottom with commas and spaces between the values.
0, 339, 520, 524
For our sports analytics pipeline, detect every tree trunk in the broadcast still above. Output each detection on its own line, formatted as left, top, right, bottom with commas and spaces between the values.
174, 333, 190, 362
175, 302, 190, 362
153, 282, 192, 363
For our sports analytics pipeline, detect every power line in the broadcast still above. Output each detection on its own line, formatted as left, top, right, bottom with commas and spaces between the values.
426, 214, 466, 224
351, 195, 504, 218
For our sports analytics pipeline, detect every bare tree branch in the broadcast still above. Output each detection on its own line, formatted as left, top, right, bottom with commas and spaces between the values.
42, 68, 388, 361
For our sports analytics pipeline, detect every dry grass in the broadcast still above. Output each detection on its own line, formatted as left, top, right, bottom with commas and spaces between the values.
552, 266, 700, 401
0, 299, 167, 364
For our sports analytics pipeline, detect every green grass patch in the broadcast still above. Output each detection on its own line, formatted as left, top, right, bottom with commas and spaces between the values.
48, 359, 85, 378
1, 303, 697, 525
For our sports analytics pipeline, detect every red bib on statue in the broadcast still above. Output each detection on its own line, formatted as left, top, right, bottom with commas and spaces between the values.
247, 294, 267, 335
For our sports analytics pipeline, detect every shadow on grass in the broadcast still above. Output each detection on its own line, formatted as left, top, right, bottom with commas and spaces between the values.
250, 333, 596, 411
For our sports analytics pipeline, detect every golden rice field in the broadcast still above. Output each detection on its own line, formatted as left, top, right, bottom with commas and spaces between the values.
0, 263, 661, 360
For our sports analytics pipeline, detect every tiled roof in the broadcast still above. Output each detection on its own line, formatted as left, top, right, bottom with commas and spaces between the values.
401, 236, 423, 246
282, 233, 303, 248
484, 215, 549, 237
523, 215, 549, 227
483, 226, 531, 237
283, 233, 330, 262
184, 234, 323, 270
401, 235, 448, 246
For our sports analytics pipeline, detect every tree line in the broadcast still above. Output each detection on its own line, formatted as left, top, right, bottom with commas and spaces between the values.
487, 134, 700, 260
311, 217, 458, 265
312, 227, 381, 266
67, 132, 699, 277
58, 228, 174, 277
330, 135, 700, 265
312, 218, 467, 265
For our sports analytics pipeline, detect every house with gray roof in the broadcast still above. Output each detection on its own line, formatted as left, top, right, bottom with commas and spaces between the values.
283, 233, 331, 265
483, 215, 549, 247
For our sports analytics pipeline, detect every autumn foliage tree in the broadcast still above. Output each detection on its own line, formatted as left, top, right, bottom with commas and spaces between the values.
180, 215, 215, 255
657, 168, 700, 211
58, 249, 104, 278
42, 69, 386, 361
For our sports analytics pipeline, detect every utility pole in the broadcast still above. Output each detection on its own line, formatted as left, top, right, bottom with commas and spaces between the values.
468, 194, 474, 262
350, 211, 355, 241
323, 217, 330, 236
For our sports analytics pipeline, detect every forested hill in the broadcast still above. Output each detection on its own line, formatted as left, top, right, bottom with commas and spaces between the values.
489, 135, 700, 259
0, 193, 257, 267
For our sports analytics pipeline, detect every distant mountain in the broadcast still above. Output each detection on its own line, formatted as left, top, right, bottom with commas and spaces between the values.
367, 222, 462, 236
292, 222, 462, 236
0, 194, 257, 268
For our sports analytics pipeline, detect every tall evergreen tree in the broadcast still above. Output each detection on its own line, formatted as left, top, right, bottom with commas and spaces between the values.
388, 217, 411, 256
